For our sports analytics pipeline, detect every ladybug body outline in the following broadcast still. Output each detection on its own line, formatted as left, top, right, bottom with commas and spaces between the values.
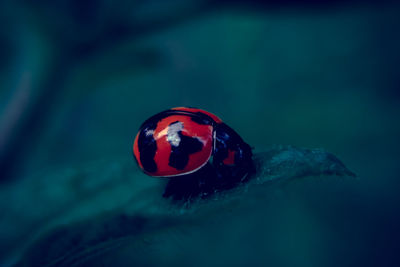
133, 107, 254, 199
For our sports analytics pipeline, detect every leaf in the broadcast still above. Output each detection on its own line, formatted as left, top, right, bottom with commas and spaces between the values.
16, 146, 355, 267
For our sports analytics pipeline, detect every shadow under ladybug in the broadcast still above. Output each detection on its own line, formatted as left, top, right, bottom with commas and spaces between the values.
133, 107, 255, 200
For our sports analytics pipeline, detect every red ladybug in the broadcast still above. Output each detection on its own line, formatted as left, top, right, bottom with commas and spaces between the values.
133, 107, 253, 199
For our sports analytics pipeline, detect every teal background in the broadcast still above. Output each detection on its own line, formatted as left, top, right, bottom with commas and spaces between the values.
1, 1, 399, 266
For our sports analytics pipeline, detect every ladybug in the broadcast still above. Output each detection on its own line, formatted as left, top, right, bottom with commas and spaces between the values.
133, 107, 254, 199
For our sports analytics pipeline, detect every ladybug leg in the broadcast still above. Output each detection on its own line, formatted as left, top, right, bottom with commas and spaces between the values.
162, 177, 197, 200
162, 163, 218, 200
163, 176, 204, 200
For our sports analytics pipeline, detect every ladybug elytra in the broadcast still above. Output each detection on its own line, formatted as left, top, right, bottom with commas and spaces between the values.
133, 107, 254, 199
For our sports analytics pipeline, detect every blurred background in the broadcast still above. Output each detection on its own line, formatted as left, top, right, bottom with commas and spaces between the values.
1, 0, 399, 266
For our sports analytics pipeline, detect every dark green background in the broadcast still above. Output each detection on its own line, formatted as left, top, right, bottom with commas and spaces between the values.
1, 1, 399, 266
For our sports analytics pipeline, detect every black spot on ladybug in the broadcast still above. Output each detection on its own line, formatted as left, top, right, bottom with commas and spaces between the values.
190, 113, 213, 125
168, 121, 203, 170
138, 124, 158, 173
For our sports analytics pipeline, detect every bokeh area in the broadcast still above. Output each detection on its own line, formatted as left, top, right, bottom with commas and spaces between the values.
1, 0, 400, 266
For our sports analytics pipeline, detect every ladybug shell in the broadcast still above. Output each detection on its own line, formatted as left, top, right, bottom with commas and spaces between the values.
133, 107, 222, 177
